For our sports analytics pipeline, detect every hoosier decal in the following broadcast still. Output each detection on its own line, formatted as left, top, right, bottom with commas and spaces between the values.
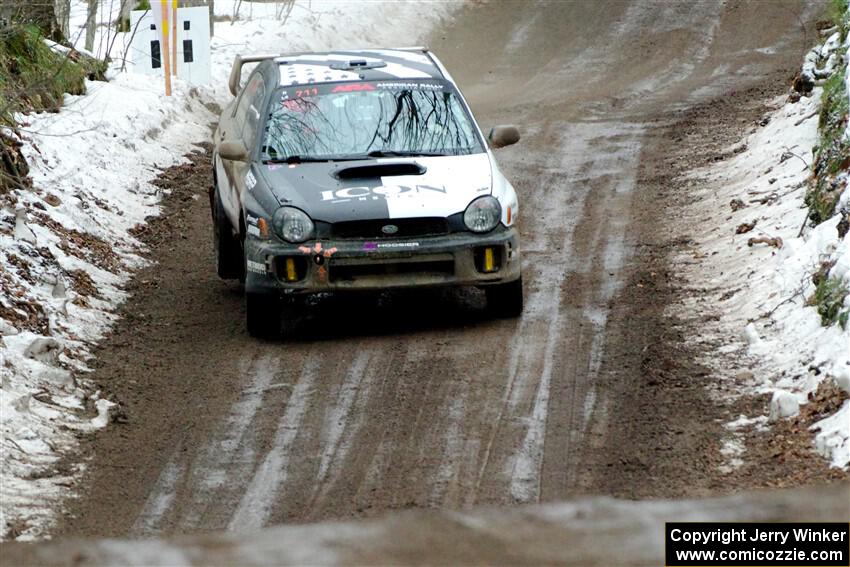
378, 241, 420, 249
363, 241, 420, 251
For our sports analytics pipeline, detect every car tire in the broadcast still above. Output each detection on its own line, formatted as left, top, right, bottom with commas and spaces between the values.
485, 277, 524, 318
246, 292, 281, 338
213, 186, 243, 280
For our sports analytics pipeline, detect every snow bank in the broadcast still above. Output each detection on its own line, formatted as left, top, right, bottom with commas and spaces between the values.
671, 24, 850, 471
1, 0, 459, 541
0, 60, 212, 543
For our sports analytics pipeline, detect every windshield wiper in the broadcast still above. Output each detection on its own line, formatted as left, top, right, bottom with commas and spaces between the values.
263, 154, 370, 164
263, 156, 325, 164
366, 150, 450, 158
262, 151, 453, 164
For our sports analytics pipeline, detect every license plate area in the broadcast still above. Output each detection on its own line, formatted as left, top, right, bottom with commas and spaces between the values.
329, 254, 455, 283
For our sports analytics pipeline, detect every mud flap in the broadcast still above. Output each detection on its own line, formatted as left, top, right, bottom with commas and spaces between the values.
485, 276, 523, 318
214, 185, 243, 280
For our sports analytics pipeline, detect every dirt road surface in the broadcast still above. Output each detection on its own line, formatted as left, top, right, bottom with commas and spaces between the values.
54, 0, 829, 538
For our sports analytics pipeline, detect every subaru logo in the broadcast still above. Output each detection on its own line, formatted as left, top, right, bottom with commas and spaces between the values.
381, 224, 399, 235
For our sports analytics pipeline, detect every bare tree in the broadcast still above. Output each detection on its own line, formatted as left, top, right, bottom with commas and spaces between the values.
85, 0, 98, 52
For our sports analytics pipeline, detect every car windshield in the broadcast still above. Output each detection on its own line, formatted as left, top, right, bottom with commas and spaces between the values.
262, 81, 484, 161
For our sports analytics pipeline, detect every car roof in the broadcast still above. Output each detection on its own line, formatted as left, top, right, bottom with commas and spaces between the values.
273, 48, 445, 87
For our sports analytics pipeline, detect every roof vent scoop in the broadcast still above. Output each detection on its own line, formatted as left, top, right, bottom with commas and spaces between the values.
329, 59, 387, 71
334, 162, 426, 180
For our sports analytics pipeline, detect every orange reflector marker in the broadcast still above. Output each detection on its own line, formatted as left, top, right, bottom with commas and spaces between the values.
507, 206, 512, 225
258, 218, 269, 238
285, 258, 297, 281
484, 247, 495, 272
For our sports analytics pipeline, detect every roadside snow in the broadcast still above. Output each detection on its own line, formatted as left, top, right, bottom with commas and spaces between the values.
1, 0, 459, 541
670, 82, 849, 469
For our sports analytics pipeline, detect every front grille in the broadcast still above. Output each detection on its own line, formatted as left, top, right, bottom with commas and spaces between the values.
330, 217, 449, 239
329, 260, 455, 282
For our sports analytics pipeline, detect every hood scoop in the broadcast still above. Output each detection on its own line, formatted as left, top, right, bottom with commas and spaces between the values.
333, 162, 426, 180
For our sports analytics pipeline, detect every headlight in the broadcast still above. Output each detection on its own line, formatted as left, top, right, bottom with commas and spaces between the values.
463, 195, 501, 233
272, 206, 314, 243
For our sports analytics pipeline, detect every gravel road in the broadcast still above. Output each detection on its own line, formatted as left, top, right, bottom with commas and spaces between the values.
55, 0, 824, 537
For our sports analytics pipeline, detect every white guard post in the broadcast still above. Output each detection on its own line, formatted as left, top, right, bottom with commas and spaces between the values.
129, 7, 211, 86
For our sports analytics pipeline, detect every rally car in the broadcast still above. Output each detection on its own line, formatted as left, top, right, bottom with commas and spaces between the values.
211, 47, 523, 337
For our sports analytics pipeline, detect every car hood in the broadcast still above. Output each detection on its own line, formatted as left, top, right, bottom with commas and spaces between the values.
259, 153, 493, 223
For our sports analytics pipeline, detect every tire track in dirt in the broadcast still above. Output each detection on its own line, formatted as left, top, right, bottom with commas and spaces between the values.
229, 355, 321, 531
470, 122, 593, 505
132, 352, 288, 534
540, 126, 645, 498
130, 441, 186, 536
177, 353, 285, 531
307, 349, 372, 508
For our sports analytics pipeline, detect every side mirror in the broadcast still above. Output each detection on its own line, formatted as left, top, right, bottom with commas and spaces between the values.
488, 125, 520, 149
219, 140, 249, 162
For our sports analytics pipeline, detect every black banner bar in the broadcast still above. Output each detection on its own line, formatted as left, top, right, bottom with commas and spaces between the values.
666, 522, 849, 566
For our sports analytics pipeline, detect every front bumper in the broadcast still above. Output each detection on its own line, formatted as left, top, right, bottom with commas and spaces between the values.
245, 227, 521, 295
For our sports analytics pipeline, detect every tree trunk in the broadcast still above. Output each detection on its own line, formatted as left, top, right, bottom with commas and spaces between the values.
117, 0, 133, 32
54, 0, 70, 42
209, 0, 214, 37
119, 0, 133, 21
85, 0, 98, 52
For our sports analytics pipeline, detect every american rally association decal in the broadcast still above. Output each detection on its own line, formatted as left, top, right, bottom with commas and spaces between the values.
376, 82, 444, 90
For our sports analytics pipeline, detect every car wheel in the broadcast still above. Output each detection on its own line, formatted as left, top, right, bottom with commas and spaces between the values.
246, 292, 281, 338
213, 186, 243, 280
485, 277, 523, 318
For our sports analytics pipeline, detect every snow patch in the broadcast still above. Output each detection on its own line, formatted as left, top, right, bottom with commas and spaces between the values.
812, 400, 850, 468
768, 390, 801, 422
718, 438, 746, 473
